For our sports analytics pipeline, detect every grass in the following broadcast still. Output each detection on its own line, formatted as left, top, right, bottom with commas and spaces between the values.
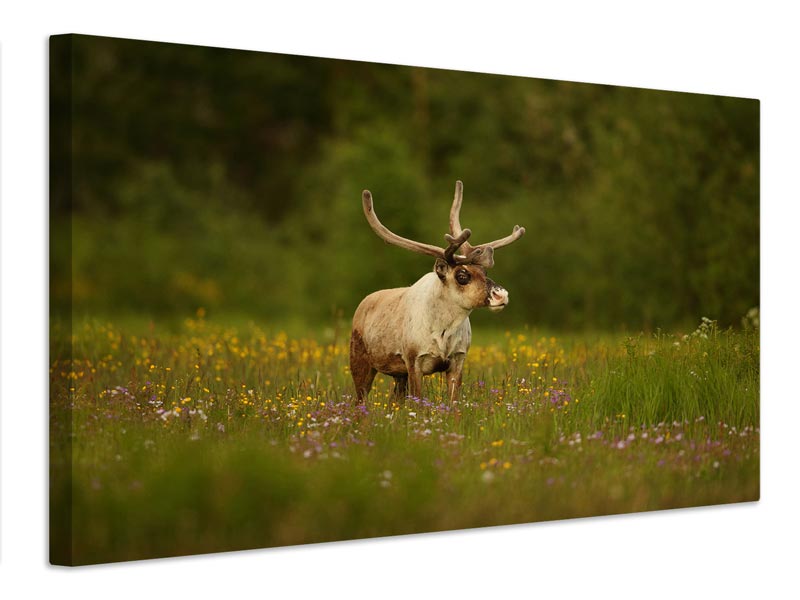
50, 313, 759, 565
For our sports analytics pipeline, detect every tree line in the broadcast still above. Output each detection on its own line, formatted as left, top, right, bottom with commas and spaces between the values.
52, 35, 759, 330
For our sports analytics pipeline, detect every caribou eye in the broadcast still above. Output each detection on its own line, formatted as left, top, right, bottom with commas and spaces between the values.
455, 270, 471, 285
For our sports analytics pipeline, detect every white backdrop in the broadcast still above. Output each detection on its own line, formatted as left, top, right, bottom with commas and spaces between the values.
2, 1, 798, 598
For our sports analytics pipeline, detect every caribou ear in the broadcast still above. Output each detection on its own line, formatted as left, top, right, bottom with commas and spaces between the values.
434, 258, 449, 281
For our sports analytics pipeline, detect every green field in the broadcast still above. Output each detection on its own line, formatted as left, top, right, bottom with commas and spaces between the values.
50, 313, 759, 565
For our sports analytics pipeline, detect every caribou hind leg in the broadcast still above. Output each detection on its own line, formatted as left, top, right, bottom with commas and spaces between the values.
354, 368, 376, 403
350, 329, 376, 402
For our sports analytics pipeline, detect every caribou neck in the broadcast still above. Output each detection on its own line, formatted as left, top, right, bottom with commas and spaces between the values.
410, 273, 472, 336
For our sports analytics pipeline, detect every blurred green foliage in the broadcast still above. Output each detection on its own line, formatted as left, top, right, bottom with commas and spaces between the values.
52, 35, 758, 329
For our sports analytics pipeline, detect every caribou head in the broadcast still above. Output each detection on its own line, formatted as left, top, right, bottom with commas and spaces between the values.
362, 180, 524, 311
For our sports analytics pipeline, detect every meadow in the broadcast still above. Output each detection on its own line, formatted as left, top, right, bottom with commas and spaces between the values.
50, 312, 759, 565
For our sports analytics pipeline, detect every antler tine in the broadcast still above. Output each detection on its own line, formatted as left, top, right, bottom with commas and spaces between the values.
443, 228, 472, 263
362, 190, 445, 260
449, 180, 474, 255
484, 225, 526, 250
449, 180, 464, 236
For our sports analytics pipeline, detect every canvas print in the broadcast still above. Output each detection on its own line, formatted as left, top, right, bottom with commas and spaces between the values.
50, 34, 760, 566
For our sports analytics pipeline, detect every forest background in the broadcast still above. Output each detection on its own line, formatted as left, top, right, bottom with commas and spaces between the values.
52, 35, 759, 331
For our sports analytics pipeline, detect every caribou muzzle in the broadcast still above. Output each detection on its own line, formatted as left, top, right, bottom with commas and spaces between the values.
487, 280, 509, 312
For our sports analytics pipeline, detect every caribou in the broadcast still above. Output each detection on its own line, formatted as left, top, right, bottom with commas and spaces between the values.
350, 181, 525, 403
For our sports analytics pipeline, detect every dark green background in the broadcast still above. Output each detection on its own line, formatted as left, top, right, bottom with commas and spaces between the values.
52, 35, 759, 330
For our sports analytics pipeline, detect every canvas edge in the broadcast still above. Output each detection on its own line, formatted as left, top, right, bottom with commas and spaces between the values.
49, 32, 75, 567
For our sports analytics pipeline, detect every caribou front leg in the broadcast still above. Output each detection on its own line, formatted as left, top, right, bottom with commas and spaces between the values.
445, 353, 465, 402
406, 353, 424, 400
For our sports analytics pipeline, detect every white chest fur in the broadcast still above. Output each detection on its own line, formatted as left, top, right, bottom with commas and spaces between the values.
402, 273, 473, 360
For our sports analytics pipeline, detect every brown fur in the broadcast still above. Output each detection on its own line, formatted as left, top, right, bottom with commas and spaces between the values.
349, 328, 376, 402
451, 265, 497, 308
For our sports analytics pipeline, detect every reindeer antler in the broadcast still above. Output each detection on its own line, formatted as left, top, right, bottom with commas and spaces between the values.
362, 182, 525, 268
449, 180, 474, 255
444, 229, 472, 263
485, 224, 526, 249
363, 190, 457, 261
448, 180, 526, 268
